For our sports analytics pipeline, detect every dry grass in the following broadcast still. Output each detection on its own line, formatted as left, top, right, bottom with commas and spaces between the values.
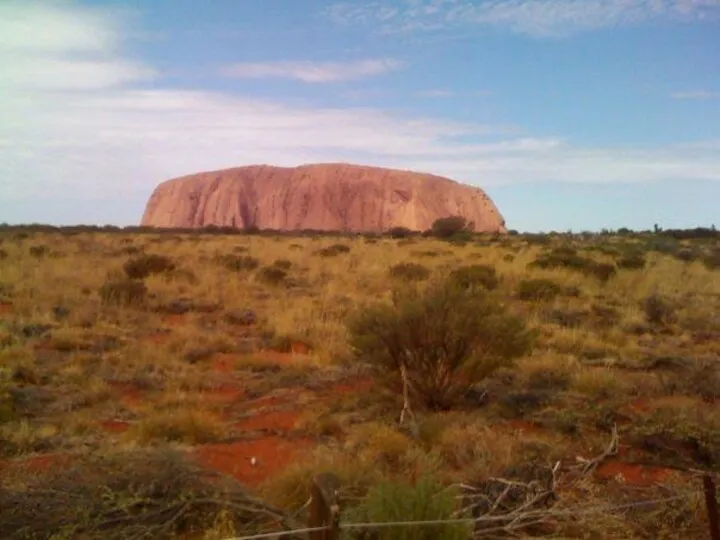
0, 227, 718, 538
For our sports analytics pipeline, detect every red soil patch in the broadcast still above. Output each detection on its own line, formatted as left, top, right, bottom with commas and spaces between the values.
203, 383, 245, 403
289, 340, 312, 355
0, 301, 13, 317
108, 381, 145, 409
101, 419, 130, 433
212, 353, 238, 373
330, 377, 374, 395
193, 437, 315, 487
234, 409, 302, 432
255, 350, 303, 365
0, 453, 72, 474
594, 460, 676, 487
626, 395, 704, 415
146, 331, 172, 345
162, 314, 187, 327
497, 419, 546, 435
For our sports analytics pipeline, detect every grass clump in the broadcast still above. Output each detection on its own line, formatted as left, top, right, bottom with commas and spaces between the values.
257, 265, 287, 285
99, 278, 147, 306
447, 264, 499, 291
215, 254, 261, 272
516, 278, 564, 301
389, 262, 431, 281
343, 476, 471, 540
316, 244, 351, 257
126, 409, 225, 445
529, 248, 616, 282
123, 253, 176, 279
347, 279, 534, 410
643, 293, 677, 326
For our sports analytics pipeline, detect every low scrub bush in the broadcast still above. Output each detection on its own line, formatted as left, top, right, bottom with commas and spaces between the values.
99, 279, 147, 306
617, 252, 647, 269
529, 248, 616, 282
316, 244, 351, 257
257, 266, 287, 285
643, 293, 677, 326
347, 280, 534, 410
214, 254, 260, 272
123, 254, 176, 279
389, 262, 431, 281
343, 476, 471, 540
516, 278, 563, 301
430, 216, 473, 239
447, 264, 499, 291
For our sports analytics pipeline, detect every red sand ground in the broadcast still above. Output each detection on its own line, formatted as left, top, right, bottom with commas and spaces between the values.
234, 410, 302, 432
101, 419, 131, 433
594, 460, 677, 486
0, 302, 12, 317
107, 381, 145, 409
193, 437, 315, 486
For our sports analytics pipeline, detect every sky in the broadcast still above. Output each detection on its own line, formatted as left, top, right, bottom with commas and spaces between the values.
1, 0, 719, 232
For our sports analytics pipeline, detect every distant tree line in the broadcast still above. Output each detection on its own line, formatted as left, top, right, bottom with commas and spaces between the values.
0, 220, 717, 240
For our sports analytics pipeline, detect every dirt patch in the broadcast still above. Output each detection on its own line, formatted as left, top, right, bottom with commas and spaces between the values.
107, 381, 145, 409
100, 419, 130, 433
330, 377, 374, 395
203, 383, 244, 403
234, 410, 302, 432
0, 302, 13, 318
193, 436, 315, 487
212, 353, 239, 373
0, 453, 73, 474
162, 314, 187, 327
594, 460, 677, 486
625, 395, 705, 415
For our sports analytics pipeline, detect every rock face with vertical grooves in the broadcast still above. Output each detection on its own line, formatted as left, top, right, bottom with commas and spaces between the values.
140, 163, 507, 233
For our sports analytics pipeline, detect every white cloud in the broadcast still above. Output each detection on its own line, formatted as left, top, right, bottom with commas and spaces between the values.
671, 90, 720, 100
1, 0, 719, 224
220, 59, 403, 83
323, 0, 720, 37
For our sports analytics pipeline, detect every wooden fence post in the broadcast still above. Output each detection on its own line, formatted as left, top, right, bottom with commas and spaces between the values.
308, 472, 341, 540
703, 475, 720, 540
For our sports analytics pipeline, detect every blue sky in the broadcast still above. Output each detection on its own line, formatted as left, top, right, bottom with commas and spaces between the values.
1, 0, 719, 232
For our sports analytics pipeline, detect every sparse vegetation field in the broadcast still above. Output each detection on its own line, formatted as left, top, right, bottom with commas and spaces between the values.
0, 224, 718, 539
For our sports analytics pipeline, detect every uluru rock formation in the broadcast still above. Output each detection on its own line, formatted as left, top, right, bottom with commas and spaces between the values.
140, 163, 507, 233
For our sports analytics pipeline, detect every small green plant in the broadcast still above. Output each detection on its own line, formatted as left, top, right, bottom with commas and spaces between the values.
516, 278, 563, 301
99, 279, 147, 306
347, 280, 534, 410
389, 262, 431, 281
123, 254, 176, 279
448, 264, 499, 290
344, 476, 472, 540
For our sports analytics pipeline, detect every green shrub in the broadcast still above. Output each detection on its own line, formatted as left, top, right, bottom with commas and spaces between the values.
215, 254, 260, 272
99, 279, 147, 306
347, 280, 534, 410
516, 279, 563, 301
430, 216, 473, 239
529, 247, 616, 281
343, 476, 471, 540
387, 227, 415, 239
389, 262, 431, 281
257, 266, 287, 285
316, 244, 351, 257
448, 264, 499, 291
123, 254, 176, 279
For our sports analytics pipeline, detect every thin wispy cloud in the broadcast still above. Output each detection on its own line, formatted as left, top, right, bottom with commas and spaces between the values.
323, 0, 720, 37
671, 90, 720, 100
220, 59, 403, 83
